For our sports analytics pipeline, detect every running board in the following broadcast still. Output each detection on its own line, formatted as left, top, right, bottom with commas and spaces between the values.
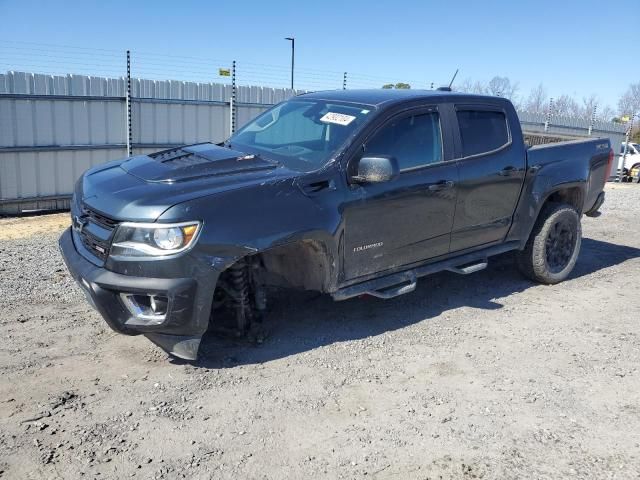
367, 273, 417, 299
446, 260, 488, 275
332, 242, 518, 301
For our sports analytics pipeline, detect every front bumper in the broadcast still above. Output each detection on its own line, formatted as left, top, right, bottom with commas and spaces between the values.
58, 228, 216, 359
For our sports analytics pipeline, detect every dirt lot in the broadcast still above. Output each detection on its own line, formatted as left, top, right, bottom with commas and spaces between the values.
1, 184, 639, 479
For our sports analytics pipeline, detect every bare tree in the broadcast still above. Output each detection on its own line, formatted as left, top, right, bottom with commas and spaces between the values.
471, 80, 487, 95
579, 94, 600, 122
454, 78, 474, 93
598, 105, 616, 122
453, 78, 489, 96
553, 94, 579, 117
524, 84, 548, 114
618, 82, 640, 116
552, 93, 616, 122
487, 76, 519, 101
453, 78, 619, 124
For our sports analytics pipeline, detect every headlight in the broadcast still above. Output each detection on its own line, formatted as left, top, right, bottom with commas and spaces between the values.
110, 221, 201, 259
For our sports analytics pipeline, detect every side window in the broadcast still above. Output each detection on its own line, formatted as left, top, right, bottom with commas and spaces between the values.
456, 110, 509, 157
365, 112, 442, 170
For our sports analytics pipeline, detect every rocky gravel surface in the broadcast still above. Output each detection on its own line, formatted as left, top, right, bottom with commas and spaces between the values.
1, 184, 639, 479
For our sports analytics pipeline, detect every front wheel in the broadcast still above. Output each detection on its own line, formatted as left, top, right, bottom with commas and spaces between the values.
516, 203, 582, 284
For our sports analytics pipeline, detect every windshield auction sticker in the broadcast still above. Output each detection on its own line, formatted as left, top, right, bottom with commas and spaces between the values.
320, 112, 356, 126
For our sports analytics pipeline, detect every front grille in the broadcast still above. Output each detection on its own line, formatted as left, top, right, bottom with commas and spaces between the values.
77, 205, 118, 261
83, 206, 119, 229
79, 229, 110, 260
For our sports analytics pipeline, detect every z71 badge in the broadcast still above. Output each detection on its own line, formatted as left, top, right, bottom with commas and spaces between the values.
353, 242, 383, 253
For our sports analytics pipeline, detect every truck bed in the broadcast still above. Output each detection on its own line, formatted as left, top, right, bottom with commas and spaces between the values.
526, 138, 612, 213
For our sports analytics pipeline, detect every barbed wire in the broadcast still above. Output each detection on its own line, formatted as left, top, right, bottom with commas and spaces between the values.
0, 39, 626, 127
0, 38, 628, 121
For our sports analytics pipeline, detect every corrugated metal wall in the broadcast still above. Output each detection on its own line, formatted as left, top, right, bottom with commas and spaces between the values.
0, 71, 299, 213
0, 73, 126, 211
518, 111, 626, 148
0, 71, 629, 214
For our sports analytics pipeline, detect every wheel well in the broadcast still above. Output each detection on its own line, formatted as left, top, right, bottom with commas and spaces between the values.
258, 239, 333, 292
209, 240, 333, 336
545, 187, 583, 212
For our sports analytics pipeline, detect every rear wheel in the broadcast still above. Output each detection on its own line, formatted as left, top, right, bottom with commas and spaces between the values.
517, 202, 581, 284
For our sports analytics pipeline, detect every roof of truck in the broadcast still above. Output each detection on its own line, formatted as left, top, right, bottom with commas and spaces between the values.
298, 88, 503, 107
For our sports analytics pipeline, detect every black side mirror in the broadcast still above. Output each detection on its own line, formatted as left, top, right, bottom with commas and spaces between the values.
351, 156, 399, 184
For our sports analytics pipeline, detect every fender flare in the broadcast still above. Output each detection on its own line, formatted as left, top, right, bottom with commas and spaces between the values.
518, 182, 586, 249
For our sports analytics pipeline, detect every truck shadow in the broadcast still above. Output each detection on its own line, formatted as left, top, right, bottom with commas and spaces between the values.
190, 238, 640, 369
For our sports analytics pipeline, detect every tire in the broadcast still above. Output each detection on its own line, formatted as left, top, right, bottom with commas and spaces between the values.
516, 202, 582, 284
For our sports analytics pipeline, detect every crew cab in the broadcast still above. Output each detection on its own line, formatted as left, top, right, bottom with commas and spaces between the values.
59, 89, 613, 360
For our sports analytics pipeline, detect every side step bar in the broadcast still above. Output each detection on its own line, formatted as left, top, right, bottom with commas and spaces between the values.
366, 272, 417, 299
332, 242, 518, 301
446, 261, 488, 275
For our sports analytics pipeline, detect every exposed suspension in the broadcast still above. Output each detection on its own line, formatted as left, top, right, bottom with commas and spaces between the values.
212, 257, 267, 341
228, 261, 253, 332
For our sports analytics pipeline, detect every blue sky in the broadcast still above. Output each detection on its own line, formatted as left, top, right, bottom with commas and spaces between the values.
0, 0, 638, 109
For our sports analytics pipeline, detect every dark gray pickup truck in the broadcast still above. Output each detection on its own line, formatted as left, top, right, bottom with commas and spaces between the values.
59, 89, 613, 360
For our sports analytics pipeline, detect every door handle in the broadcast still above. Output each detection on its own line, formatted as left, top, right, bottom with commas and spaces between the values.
428, 180, 455, 191
498, 166, 518, 176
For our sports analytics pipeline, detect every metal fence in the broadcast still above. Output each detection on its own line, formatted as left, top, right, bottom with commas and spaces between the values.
0, 71, 301, 213
0, 71, 629, 214
518, 111, 626, 148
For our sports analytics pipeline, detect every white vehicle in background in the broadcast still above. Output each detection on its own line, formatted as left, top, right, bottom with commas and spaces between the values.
620, 142, 640, 182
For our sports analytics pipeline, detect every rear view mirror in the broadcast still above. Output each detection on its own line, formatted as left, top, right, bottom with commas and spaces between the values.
351, 156, 399, 184
255, 112, 274, 128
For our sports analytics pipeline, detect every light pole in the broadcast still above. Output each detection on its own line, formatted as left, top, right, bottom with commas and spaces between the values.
285, 37, 295, 90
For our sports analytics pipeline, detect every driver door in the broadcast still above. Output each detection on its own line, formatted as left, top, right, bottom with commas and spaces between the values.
342, 107, 458, 280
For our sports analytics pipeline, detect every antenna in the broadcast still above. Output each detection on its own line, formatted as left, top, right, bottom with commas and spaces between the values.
448, 68, 459, 89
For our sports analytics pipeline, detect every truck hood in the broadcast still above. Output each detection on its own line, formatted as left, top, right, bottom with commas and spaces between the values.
122, 143, 279, 183
80, 143, 298, 221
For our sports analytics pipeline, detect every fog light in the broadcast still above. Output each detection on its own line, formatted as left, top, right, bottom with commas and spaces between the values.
120, 293, 168, 326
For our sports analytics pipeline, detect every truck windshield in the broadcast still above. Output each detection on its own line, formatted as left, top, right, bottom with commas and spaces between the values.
227, 99, 374, 172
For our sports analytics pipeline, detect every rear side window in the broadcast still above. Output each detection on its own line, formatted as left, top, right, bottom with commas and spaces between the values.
456, 110, 509, 157
365, 113, 442, 171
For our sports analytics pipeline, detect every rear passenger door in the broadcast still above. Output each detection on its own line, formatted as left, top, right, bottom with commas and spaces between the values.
449, 105, 526, 252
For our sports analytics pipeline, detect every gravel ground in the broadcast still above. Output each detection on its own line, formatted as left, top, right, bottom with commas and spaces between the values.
1, 184, 639, 479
